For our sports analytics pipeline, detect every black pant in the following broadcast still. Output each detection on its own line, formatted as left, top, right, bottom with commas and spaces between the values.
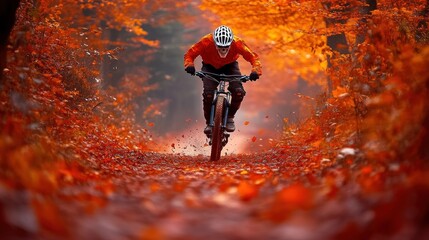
201, 61, 246, 124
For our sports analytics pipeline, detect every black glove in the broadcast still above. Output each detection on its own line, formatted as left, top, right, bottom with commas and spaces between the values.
249, 72, 259, 81
185, 66, 195, 75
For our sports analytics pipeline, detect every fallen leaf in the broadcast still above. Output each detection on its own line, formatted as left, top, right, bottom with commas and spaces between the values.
237, 181, 258, 201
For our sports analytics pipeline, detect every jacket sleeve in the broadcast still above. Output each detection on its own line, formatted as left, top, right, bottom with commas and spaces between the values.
237, 40, 262, 75
184, 36, 208, 68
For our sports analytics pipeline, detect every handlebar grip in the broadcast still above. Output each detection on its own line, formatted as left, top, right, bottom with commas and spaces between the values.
240, 76, 250, 82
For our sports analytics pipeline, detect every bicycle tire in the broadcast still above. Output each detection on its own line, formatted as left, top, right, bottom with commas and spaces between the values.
210, 95, 225, 161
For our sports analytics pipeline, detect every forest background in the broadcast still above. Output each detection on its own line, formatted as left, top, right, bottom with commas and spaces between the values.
1, 0, 429, 239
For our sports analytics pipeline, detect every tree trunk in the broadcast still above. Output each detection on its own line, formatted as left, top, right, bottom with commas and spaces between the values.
323, 2, 351, 95
101, 28, 125, 87
416, 0, 429, 43
355, 0, 377, 45
0, 0, 21, 82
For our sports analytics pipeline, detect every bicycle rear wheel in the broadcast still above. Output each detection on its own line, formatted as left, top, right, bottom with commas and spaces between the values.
210, 95, 225, 161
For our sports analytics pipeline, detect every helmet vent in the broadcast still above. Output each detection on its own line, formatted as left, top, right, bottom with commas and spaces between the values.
213, 25, 234, 47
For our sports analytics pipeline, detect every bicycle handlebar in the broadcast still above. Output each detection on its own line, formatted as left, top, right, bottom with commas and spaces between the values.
195, 71, 250, 82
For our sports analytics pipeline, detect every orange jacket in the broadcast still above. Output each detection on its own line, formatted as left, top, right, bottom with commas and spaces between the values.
184, 34, 262, 75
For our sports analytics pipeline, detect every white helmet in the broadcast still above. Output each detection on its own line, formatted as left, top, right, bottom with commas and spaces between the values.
213, 25, 234, 47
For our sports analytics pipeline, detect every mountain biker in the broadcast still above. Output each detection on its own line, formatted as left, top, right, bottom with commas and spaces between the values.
184, 25, 262, 134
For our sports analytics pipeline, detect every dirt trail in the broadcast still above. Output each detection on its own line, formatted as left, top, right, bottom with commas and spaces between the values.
2, 149, 428, 240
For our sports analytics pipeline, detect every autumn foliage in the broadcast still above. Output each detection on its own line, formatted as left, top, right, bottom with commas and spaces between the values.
1, 0, 429, 239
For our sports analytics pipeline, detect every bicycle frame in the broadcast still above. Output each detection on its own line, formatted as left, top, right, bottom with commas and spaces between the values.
196, 71, 249, 134
197, 72, 248, 128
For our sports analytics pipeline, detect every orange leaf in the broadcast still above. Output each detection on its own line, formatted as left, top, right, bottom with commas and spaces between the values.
140, 226, 164, 240
150, 182, 160, 192
277, 183, 314, 209
361, 166, 372, 174
237, 181, 258, 201
32, 198, 68, 235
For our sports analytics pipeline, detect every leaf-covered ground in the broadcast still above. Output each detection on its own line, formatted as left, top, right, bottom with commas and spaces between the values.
2, 144, 429, 240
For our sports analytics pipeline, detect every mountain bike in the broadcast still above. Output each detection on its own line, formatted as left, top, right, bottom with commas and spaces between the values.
195, 71, 250, 161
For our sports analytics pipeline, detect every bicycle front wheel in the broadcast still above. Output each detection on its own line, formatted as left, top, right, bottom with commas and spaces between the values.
210, 95, 225, 161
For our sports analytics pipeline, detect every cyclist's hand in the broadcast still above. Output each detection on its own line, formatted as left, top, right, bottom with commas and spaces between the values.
249, 72, 259, 81
185, 66, 196, 75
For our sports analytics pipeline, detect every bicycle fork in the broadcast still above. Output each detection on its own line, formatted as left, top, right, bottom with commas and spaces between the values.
208, 92, 231, 146
209, 92, 231, 127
